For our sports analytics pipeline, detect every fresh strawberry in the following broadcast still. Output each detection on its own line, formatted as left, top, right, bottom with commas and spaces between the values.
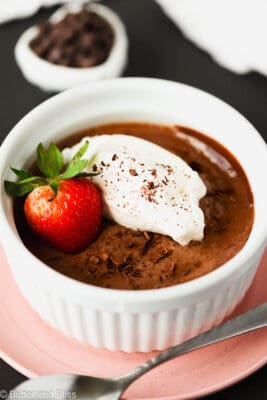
5, 141, 102, 253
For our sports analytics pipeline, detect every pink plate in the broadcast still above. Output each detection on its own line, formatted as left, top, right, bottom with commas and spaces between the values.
0, 246, 267, 399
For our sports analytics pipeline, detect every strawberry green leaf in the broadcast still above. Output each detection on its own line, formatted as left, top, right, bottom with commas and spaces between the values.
37, 143, 63, 178
60, 141, 89, 180
73, 140, 89, 160
37, 143, 48, 177
4, 141, 97, 199
18, 176, 47, 185
10, 167, 33, 180
48, 143, 63, 176
4, 177, 47, 197
4, 181, 33, 197
60, 159, 88, 180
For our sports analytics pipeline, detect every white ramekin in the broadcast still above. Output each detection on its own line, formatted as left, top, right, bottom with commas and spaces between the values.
0, 78, 266, 352
15, 3, 128, 92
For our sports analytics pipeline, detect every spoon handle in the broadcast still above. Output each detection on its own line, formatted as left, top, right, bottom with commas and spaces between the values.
120, 302, 267, 387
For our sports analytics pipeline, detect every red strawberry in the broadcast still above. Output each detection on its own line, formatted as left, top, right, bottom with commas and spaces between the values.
5, 141, 102, 253
24, 178, 102, 252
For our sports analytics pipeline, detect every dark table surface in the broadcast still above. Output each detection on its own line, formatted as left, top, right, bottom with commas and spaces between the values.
0, 0, 266, 398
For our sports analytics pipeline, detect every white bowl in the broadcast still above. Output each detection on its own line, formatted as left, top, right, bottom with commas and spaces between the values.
0, 78, 266, 352
15, 3, 128, 92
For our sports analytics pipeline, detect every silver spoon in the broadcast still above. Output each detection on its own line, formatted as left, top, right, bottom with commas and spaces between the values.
11, 302, 267, 400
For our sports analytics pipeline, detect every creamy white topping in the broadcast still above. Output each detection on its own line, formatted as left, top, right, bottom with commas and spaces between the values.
63, 134, 207, 245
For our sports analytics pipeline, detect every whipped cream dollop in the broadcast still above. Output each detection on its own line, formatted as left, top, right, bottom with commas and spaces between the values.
63, 134, 207, 245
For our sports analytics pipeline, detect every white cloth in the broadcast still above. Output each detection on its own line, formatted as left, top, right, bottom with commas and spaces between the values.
156, 0, 267, 75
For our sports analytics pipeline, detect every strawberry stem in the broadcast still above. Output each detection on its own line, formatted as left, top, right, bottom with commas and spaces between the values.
4, 141, 97, 198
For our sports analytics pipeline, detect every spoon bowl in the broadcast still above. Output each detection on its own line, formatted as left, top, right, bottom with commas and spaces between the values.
14, 374, 123, 400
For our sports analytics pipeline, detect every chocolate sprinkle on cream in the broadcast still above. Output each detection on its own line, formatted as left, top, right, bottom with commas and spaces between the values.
129, 169, 138, 176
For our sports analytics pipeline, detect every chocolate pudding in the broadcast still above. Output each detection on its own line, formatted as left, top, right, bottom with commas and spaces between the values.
14, 123, 254, 290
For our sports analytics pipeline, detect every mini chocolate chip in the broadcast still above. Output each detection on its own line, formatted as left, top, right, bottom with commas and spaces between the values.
47, 47, 62, 63
30, 7, 114, 68
80, 32, 95, 49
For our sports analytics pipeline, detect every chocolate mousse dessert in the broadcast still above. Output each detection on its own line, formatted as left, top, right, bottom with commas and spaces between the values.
10, 123, 254, 290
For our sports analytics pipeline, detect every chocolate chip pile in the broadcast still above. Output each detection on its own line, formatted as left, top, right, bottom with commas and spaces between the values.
30, 7, 114, 68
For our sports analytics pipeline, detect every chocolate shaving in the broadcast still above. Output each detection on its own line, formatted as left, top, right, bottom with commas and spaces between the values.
129, 278, 140, 290
107, 256, 120, 268
155, 250, 173, 263
143, 231, 150, 240
133, 231, 143, 237
132, 269, 142, 278
184, 268, 192, 276
119, 255, 134, 272
162, 176, 169, 186
170, 262, 178, 276
116, 231, 123, 238
141, 234, 155, 256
